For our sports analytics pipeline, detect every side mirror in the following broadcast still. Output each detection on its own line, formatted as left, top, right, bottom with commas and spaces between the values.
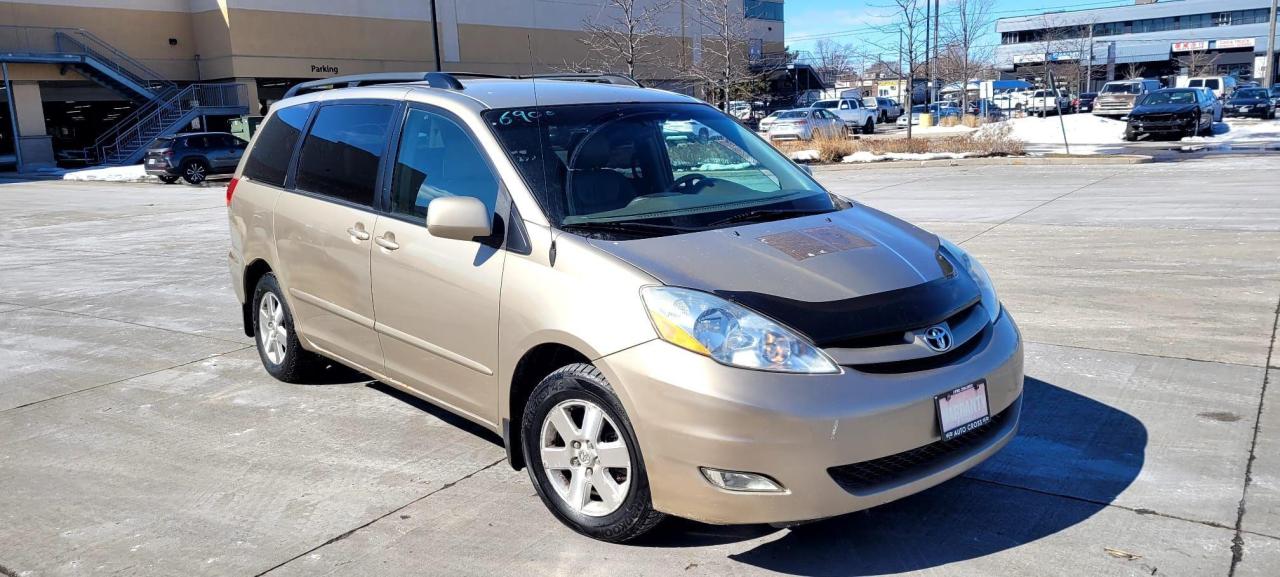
426, 196, 492, 241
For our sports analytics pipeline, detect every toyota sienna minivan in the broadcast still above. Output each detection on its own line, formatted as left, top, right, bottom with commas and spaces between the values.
227, 72, 1024, 542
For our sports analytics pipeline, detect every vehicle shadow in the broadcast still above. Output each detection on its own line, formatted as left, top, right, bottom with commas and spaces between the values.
366, 381, 505, 446
646, 377, 1147, 576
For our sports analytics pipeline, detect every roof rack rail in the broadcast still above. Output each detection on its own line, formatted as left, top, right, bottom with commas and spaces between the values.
515, 73, 641, 87
281, 71, 641, 99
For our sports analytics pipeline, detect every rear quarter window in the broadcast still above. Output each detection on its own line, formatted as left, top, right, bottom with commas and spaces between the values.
242, 103, 314, 187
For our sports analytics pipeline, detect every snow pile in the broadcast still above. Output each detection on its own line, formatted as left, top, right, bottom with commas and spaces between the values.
693, 161, 753, 171
980, 114, 1127, 145
62, 164, 151, 182
842, 151, 972, 163
1182, 119, 1280, 142
788, 149, 820, 162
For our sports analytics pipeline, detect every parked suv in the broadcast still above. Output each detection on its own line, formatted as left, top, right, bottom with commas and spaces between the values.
1093, 79, 1162, 118
228, 72, 1023, 543
863, 96, 903, 123
810, 98, 877, 134
144, 132, 246, 184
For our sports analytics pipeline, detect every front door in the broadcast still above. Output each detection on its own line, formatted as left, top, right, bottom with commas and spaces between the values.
371, 106, 506, 425
274, 102, 396, 372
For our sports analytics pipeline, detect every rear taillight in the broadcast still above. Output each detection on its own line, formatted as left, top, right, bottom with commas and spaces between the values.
162, 150, 174, 157
226, 177, 239, 206
796, 120, 809, 126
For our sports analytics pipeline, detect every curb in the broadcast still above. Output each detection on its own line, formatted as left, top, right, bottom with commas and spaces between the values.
810, 154, 1153, 171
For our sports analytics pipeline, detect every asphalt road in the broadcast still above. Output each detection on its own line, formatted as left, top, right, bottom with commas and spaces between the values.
1, 156, 1278, 576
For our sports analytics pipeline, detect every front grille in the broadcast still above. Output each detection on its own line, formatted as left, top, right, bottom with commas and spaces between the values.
1140, 114, 1174, 123
827, 402, 1015, 495
828, 302, 980, 350
851, 324, 987, 374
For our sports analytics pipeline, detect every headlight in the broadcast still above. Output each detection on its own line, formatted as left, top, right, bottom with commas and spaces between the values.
939, 238, 1001, 323
640, 286, 839, 374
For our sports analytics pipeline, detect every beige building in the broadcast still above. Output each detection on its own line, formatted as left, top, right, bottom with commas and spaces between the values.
0, 0, 785, 168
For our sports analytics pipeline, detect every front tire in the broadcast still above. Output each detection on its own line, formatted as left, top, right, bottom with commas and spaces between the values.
252, 273, 326, 383
180, 159, 208, 184
521, 363, 664, 543
863, 119, 875, 134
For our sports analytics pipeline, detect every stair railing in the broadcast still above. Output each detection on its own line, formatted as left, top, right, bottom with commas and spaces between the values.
88, 83, 247, 163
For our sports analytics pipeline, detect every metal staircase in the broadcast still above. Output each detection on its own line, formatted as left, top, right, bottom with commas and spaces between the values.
1, 25, 249, 165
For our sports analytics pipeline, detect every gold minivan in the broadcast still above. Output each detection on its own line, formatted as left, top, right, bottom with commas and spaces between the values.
227, 73, 1024, 542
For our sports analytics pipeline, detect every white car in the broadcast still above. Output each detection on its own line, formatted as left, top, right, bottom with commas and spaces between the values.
767, 108, 843, 141
757, 110, 786, 133
1024, 89, 1071, 114
810, 98, 877, 134
662, 119, 713, 143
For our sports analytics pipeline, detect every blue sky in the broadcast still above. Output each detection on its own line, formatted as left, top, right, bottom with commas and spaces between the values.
785, 0, 1139, 61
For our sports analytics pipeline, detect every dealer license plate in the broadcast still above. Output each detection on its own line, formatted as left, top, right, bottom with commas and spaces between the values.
936, 380, 990, 441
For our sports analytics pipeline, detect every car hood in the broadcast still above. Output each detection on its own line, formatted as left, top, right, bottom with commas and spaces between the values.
1131, 103, 1197, 116
1228, 98, 1268, 105
584, 206, 979, 345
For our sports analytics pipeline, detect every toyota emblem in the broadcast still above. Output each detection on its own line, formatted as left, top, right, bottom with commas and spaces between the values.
922, 325, 953, 352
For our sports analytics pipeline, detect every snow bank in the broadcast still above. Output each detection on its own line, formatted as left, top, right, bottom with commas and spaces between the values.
842, 151, 972, 163
62, 164, 152, 182
1182, 119, 1280, 142
980, 114, 1127, 145
788, 149, 820, 162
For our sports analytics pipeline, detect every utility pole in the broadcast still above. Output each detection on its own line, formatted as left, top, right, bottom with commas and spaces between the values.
924, 0, 931, 105
1266, 0, 1278, 88
1086, 26, 1095, 92
933, 0, 940, 103
429, 0, 443, 71
901, 29, 912, 140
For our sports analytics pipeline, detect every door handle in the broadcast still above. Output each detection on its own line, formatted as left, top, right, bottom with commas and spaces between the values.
347, 225, 370, 241
375, 234, 400, 251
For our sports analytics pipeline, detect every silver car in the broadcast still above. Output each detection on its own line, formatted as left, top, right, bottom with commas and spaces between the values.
767, 108, 844, 141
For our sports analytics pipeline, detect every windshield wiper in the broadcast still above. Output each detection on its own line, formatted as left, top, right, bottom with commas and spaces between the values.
559, 221, 698, 238
707, 207, 834, 227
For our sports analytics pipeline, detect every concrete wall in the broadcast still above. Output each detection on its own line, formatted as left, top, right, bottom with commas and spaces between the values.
2, 0, 786, 81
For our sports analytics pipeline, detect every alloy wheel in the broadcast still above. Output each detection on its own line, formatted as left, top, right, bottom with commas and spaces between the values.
539, 398, 632, 517
185, 163, 206, 183
258, 292, 287, 365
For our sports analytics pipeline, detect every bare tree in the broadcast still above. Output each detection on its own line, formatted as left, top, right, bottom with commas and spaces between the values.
682, 0, 771, 110
811, 38, 858, 86
941, 0, 995, 111
1177, 48, 1219, 78
1122, 63, 1147, 80
877, 0, 928, 138
566, 0, 674, 80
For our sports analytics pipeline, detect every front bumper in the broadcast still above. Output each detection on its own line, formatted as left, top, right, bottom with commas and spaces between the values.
1225, 107, 1269, 117
597, 311, 1024, 525
1129, 119, 1195, 134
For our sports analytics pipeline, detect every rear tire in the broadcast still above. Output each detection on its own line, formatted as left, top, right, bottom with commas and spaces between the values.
180, 159, 208, 184
252, 273, 327, 383
521, 363, 664, 543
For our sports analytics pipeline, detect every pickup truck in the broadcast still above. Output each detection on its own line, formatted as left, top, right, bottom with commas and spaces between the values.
1024, 88, 1071, 114
810, 98, 877, 134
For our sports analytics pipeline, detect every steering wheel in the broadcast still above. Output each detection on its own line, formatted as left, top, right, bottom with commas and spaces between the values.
671, 173, 712, 193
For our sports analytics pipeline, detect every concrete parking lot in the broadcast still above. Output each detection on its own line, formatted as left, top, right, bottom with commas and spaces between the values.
1, 156, 1278, 576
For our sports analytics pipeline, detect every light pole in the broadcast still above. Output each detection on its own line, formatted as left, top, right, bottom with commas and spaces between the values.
1266, 0, 1278, 87
430, 0, 442, 72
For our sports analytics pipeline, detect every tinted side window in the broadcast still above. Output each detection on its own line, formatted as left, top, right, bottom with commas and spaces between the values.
295, 104, 394, 207
390, 108, 498, 219
243, 103, 312, 187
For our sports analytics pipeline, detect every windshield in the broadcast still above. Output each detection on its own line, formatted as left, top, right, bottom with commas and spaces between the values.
1103, 83, 1140, 94
1143, 91, 1196, 105
1236, 88, 1268, 99
778, 110, 808, 119
483, 102, 841, 236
